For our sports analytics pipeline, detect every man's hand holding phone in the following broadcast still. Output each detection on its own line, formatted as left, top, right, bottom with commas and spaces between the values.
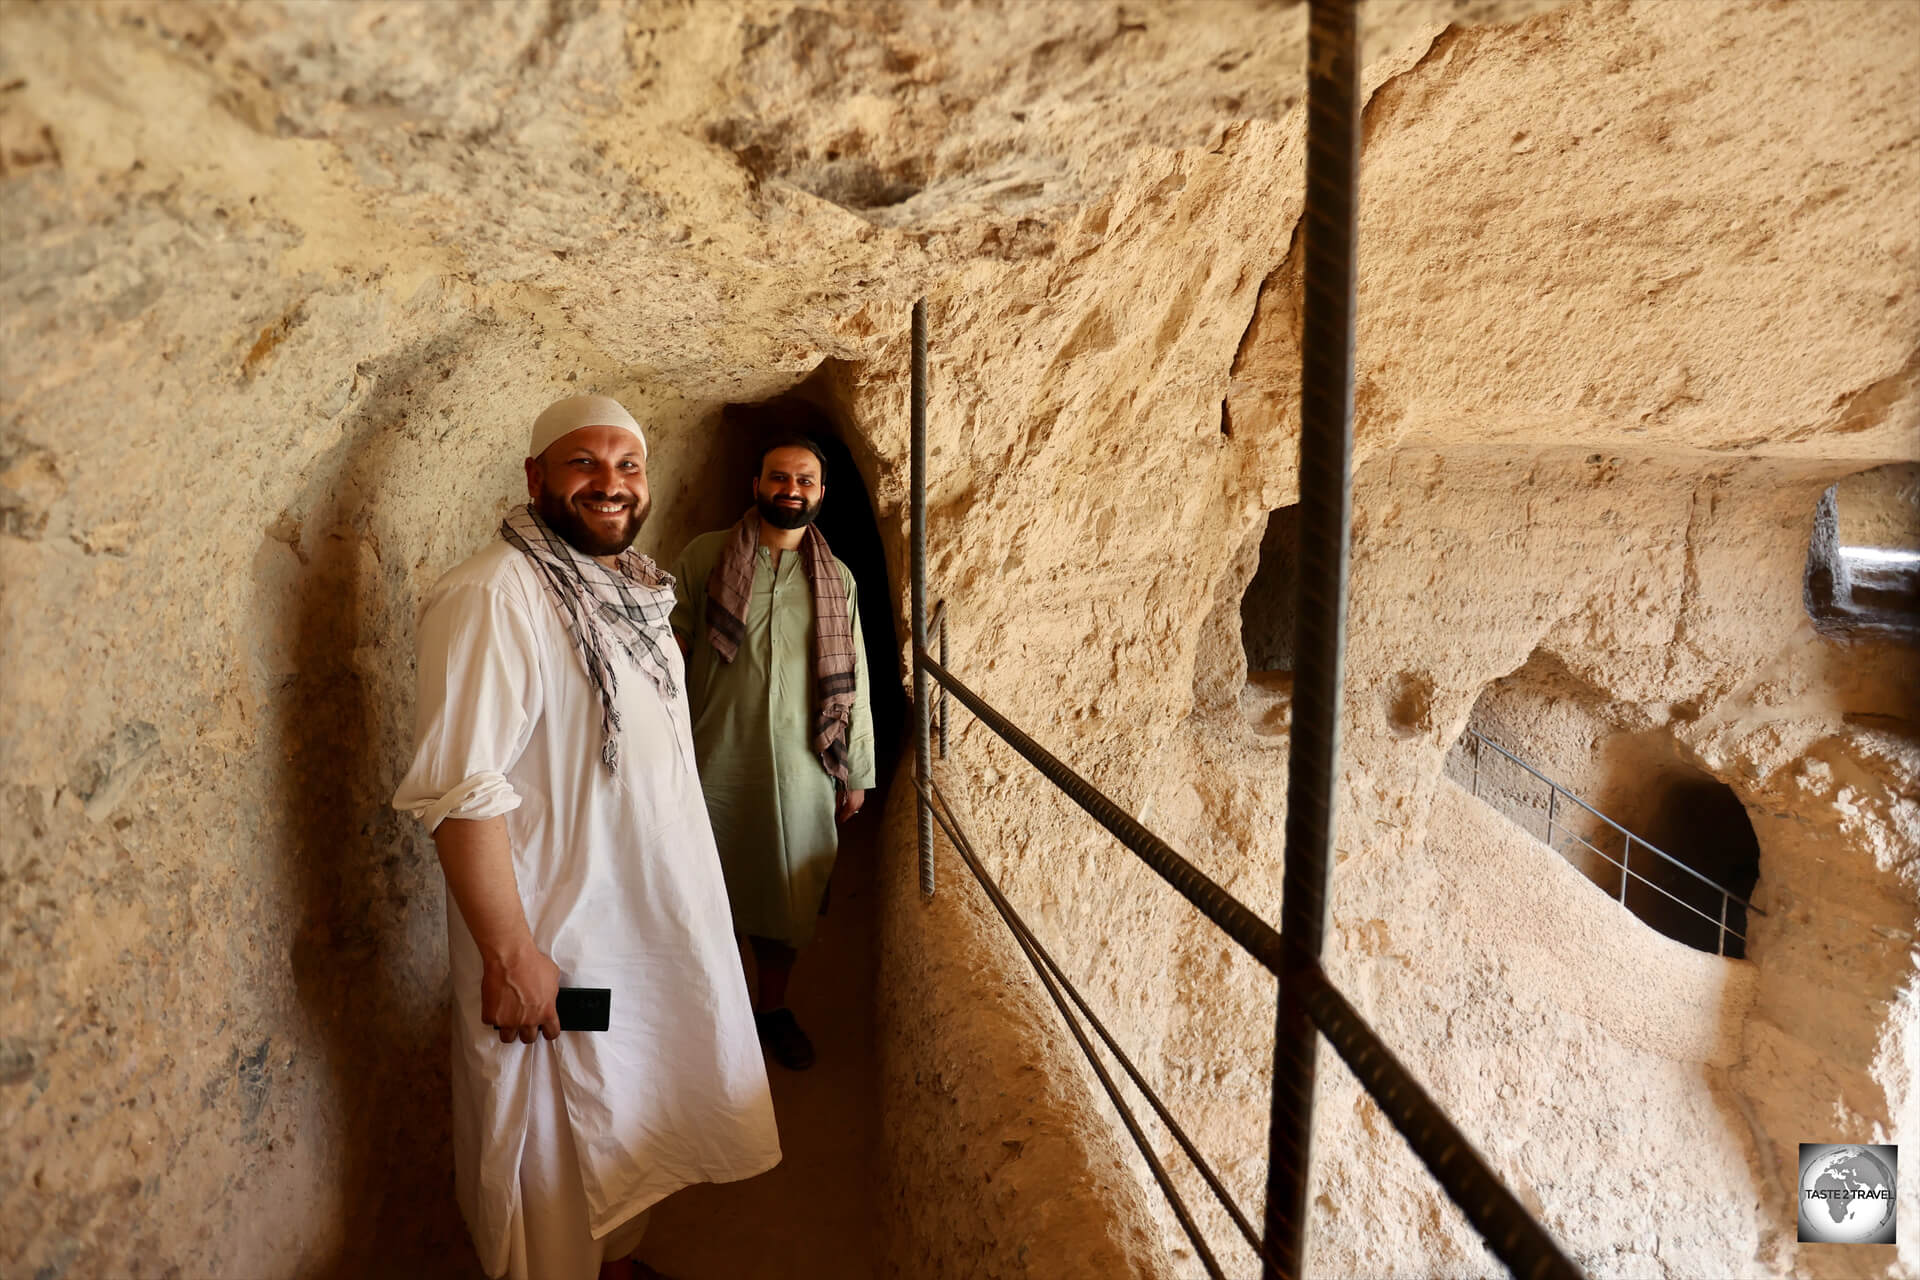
481, 940, 561, 1044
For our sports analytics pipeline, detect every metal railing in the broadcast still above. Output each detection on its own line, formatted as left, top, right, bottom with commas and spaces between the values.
902, 5, 1581, 1275
1449, 728, 1763, 957
922, 771, 1276, 1275
912, 645, 1580, 1279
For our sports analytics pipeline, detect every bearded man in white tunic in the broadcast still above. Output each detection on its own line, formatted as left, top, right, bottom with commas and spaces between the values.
393, 395, 780, 1280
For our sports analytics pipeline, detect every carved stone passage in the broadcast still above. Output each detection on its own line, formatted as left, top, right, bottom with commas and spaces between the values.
3, 1, 1917, 1278
1807, 461, 1920, 637
1620, 764, 1761, 957
1450, 657, 1766, 960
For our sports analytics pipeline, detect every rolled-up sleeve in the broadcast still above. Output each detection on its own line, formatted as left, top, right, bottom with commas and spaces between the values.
392, 581, 541, 831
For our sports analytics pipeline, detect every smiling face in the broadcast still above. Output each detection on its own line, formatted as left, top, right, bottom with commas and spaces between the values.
525, 423, 651, 559
754, 445, 824, 530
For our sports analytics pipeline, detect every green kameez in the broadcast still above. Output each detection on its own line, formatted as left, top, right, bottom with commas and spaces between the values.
671, 530, 876, 946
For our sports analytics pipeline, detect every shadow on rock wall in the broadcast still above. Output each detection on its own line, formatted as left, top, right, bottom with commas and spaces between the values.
258, 334, 483, 1278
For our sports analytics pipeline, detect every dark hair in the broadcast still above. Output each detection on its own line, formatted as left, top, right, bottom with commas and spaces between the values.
756, 435, 829, 484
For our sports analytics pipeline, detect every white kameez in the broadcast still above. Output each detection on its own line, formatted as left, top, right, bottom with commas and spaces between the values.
393, 541, 780, 1279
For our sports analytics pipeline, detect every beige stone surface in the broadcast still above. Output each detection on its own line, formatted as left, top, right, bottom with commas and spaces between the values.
1355, 779, 1764, 1276
1095, 444, 1918, 1277
3, 0, 1917, 1277
876, 758, 1176, 1280
1835, 462, 1920, 548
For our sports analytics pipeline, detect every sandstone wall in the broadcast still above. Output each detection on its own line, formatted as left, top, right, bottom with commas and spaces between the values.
1835, 462, 1920, 550
874, 757, 1175, 1280
0, 6, 877, 1272
4, 1, 1917, 1278
831, 2, 1918, 1274
1073, 446, 1913, 1278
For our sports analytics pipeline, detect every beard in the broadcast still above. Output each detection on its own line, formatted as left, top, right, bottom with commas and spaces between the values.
757, 492, 821, 530
535, 484, 649, 558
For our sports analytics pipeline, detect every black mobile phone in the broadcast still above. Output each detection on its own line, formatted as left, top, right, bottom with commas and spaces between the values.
556, 987, 611, 1032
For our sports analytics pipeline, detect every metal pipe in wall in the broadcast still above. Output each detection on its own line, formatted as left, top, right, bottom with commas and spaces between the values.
1265, 0, 1360, 1274
911, 297, 934, 898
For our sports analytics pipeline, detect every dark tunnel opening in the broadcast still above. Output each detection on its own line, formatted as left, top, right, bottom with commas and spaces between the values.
1451, 654, 1764, 959
717, 394, 908, 780
1240, 502, 1300, 676
1623, 766, 1762, 959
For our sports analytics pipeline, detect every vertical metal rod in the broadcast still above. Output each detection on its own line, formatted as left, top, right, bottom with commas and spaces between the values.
1546, 785, 1556, 850
1619, 835, 1632, 905
911, 298, 934, 899
938, 603, 950, 759
1265, 3, 1359, 1277
1471, 732, 1480, 798
1718, 892, 1729, 957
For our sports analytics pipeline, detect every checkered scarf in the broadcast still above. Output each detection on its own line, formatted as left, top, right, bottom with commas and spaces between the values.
500, 503, 677, 775
705, 510, 857, 785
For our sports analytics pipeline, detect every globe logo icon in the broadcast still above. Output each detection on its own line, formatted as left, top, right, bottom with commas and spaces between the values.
1798, 1144, 1897, 1244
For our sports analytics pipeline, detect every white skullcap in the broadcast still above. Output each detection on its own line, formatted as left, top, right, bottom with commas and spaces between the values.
529, 394, 648, 460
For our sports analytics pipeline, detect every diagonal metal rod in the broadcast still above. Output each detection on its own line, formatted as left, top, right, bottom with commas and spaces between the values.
915, 648, 1289, 975
929, 777, 1279, 1273
918, 645, 1585, 1276
1295, 964, 1583, 1280
919, 779, 1227, 1279
1267, 1, 1362, 1274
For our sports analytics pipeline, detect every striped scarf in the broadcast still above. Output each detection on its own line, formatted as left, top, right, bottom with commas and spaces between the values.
705, 511, 856, 785
500, 504, 677, 774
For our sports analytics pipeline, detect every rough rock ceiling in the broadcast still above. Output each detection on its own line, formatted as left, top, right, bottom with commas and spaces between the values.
4, 0, 1570, 399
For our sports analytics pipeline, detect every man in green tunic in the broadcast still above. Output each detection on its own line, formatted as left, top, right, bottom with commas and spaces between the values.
671, 438, 875, 1070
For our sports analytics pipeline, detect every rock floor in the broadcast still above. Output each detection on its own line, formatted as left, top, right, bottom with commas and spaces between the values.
642, 802, 886, 1280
